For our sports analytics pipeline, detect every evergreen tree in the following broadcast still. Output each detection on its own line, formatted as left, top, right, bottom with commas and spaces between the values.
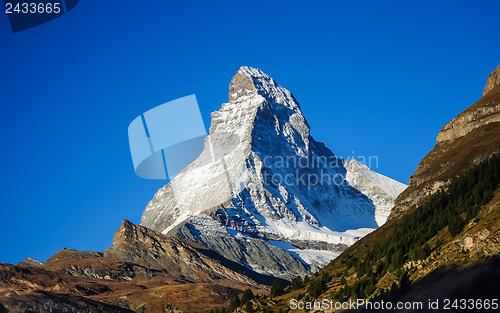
270, 279, 284, 298
423, 243, 431, 257
245, 301, 254, 313
303, 275, 309, 284
399, 272, 410, 290
340, 276, 347, 285
229, 296, 240, 312
307, 279, 323, 298
291, 276, 303, 290
449, 215, 465, 236
241, 289, 254, 304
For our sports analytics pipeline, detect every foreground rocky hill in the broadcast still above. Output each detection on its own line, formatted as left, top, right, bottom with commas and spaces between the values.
0, 220, 271, 313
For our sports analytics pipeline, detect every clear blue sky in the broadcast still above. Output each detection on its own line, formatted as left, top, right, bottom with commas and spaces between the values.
1, 0, 499, 264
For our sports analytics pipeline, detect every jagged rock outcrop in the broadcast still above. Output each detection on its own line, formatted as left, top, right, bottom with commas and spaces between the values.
0, 255, 246, 313
391, 66, 500, 219
141, 66, 406, 278
437, 71, 500, 143
483, 64, 500, 96
16, 257, 42, 268
102, 219, 273, 285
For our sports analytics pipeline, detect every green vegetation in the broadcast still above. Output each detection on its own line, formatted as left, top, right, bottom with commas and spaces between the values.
240, 289, 255, 305
303, 275, 309, 284
448, 215, 466, 236
307, 273, 330, 298
229, 296, 240, 312
340, 275, 346, 285
245, 301, 254, 313
332, 154, 500, 300
225, 289, 255, 313
335, 276, 377, 301
270, 278, 284, 298
290, 275, 303, 290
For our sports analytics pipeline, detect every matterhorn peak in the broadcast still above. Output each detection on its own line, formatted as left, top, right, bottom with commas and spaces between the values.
141, 67, 407, 278
228, 66, 259, 101
228, 66, 300, 111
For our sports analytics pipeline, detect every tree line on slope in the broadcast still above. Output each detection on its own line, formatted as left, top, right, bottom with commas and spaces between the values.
332, 153, 500, 301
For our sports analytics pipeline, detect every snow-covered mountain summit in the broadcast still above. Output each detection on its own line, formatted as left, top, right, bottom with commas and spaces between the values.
141, 66, 406, 278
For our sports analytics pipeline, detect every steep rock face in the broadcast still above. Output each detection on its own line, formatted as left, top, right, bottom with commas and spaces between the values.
16, 257, 42, 268
176, 214, 311, 276
141, 67, 406, 278
483, 64, 500, 96
0, 220, 272, 312
103, 220, 273, 285
437, 79, 500, 143
391, 68, 500, 219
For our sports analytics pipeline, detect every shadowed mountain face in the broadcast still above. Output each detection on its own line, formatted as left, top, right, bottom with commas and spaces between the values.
141, 66, 406, 278
0, 220, 271, 313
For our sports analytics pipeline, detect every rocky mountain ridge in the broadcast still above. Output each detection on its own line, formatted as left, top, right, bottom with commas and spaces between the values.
392, 64, 500, 218
437, 66, 500, 143
483, 63, 500, 96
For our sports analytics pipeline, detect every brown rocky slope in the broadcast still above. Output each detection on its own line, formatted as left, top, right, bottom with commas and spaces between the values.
391, 64, 500, 219
0, 220, 272, 313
